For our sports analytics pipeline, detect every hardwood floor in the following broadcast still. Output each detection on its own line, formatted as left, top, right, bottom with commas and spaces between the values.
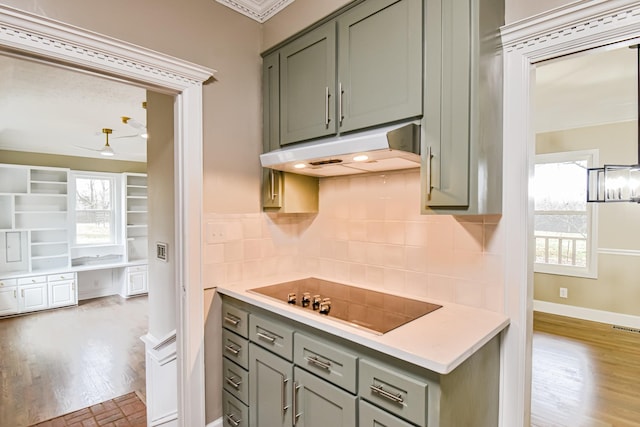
0, 295, 147, 427
532, 311, 640, 427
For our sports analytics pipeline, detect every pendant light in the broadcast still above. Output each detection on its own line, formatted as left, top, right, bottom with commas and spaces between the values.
587, 45, 640, 203
100, 128, 115, 157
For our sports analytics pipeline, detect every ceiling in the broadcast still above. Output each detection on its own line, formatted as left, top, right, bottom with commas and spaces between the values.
0, 54, 148, 163
535, 44, 637, 133
0, 42, 633, 165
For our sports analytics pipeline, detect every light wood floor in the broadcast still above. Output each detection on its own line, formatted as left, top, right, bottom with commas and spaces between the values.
0, 295, 148, 427
532, 311, 640, 427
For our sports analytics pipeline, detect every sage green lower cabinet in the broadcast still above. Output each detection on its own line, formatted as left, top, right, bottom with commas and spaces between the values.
293, 366, 357, 427
359, 400, 414, 427
249, 343, 293, 427
220, 295, 500, 427
223, 390, 249, 427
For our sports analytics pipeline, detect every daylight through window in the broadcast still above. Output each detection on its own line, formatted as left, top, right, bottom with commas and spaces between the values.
75, 176, 114, 244
534, 151, 597, 277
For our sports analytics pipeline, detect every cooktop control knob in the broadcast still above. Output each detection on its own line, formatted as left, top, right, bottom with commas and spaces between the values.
301, 292, 311, 307
287, 293, 297, 304
319, 298, 331, 315
312, 295, 322, 310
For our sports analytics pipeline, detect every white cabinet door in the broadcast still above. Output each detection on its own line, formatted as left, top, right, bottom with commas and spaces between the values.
49, 279, 76, 308
126, 266, 148, 296
0, 286, 19, 316
19, 283, 48, 312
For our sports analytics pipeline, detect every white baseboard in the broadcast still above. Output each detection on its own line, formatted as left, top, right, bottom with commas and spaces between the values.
206, 418, 223, 427
534, 300, 640, 329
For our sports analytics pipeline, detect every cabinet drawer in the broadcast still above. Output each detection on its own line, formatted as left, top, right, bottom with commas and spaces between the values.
47, 272, 75, 282
18, 276, 46, 285
222, 390, 249, 427
0, 278, 17, 287
126, 265, 147, 273
294, 332, 358, 393
249, 313, 293, 361
222, 357, 249, 405
359, 358, 428, 426
359, 399, 415, 427
222, 329, 249, 370
221, 301, 249, 339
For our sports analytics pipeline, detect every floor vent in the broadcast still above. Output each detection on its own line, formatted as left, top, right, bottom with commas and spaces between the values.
612, 325, 640, 334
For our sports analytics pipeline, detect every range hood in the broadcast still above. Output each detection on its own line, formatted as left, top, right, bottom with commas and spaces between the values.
260, 122, 421, 177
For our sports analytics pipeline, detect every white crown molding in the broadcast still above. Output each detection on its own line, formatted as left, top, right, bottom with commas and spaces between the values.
0, 5, 215, 90
216, 0, 295, 23
501, 0, 640, 58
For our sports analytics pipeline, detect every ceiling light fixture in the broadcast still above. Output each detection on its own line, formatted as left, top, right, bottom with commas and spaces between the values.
587, 45, 640, 203
100, 128, 115, 157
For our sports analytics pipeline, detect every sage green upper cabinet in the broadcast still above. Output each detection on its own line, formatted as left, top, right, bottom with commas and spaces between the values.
421, 0, 504, 214
280, 22, 336, 146
267, 0, 423, 148
337, 0, 422, 133
263, 51, 280, 153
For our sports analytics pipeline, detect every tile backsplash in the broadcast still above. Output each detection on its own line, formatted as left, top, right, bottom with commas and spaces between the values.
204, 169, 505, 313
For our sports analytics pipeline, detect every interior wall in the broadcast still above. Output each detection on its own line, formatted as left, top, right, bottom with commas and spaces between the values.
0, 150, 145, 173
505, 0, 576, 24
146, 91, 177, 339
0, 0, 264, 215
535, 121, 640, 316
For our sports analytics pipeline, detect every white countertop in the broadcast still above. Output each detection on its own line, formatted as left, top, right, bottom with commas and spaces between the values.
1, 260, 147, 279
217, 275, 510, 375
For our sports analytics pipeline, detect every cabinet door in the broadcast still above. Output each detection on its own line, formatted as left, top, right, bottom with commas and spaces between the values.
293, 367, 357, 427
263, 51, 280, 153
359, 399, 414, 427
280, 21, 336, 145
337, 0, 422, 133
20, 283, 48, 312
249, 343, 293, 427
127, 268, 148, 295
422, 0, 471, 208
49, 279, 76, 308
0, 286, 19, 316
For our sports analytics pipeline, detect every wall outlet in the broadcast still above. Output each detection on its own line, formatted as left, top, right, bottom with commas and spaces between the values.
207, 222, 226, 244
559, 287, 568, 298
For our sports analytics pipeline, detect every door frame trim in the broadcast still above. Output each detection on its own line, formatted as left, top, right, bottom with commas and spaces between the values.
500, 1, 640, 426
0, 5, 214, 426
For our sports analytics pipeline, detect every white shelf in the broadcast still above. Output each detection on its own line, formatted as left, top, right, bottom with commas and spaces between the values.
31, 254, 69, 261
31, 241, 68, 246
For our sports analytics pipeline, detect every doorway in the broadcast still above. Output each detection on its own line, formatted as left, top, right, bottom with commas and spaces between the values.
0, 6, 212, 426
501, 2, 640, 426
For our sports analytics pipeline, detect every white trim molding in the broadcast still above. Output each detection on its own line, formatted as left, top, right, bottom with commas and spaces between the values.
501, 1, 640, 426
216, 0, 295, 23
534, 300, 640, 330
142, 332, 178, 427
206, 419, 224, 427
599, 247, 640, 256
0, 5, 213, 427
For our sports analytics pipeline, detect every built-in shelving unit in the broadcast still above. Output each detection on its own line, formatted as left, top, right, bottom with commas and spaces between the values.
124, 173, 148, 262
0, 164, 70, 275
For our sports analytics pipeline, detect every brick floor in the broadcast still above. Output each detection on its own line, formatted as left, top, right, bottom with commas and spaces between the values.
30, 392, 146, 427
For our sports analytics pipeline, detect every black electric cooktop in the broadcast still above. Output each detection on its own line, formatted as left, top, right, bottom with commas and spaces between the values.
249, 277, 442, 335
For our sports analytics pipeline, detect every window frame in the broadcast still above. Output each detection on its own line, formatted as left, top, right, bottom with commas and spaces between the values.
533, 149, 599, 278
70, 171, 121, 247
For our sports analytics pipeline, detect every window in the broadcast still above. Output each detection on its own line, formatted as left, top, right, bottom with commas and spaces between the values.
73, 173, 117, 245
533, 150, 598, 278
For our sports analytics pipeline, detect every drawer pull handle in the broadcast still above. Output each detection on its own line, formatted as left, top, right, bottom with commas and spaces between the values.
370, 384, 405, 404
305, 355, 331, 370
225, 375, 241, 389
224, 315, 241, 326
257, 331, 276, 343
225, 413, 241, 427
224, 344, 241, 355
